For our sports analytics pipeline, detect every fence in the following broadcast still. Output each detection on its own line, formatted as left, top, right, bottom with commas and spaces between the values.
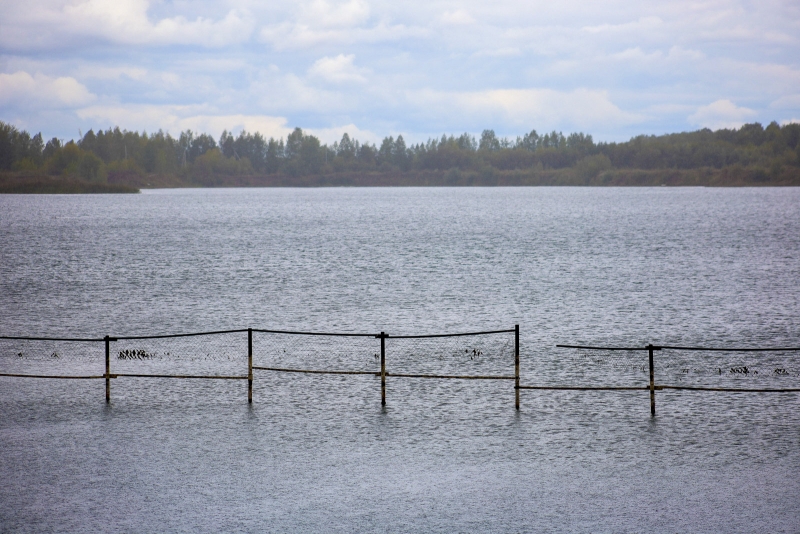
3, 329, 799, 414
521, 343, 800, 415
0, 326, 519, 406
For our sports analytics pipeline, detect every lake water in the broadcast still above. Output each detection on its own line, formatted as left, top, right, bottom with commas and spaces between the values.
1, 187, 799, 532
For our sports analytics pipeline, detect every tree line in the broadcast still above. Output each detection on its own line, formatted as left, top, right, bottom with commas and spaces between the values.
1, 120, 799, 187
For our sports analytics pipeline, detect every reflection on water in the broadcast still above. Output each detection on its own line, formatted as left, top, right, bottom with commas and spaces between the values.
1, 187, 799, 532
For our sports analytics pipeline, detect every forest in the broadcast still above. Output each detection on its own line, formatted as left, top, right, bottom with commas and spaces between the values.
1, 120, 799, 192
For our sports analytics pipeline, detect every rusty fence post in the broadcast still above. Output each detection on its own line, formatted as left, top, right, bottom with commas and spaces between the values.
515, 324, 520, 410
648, 343, 656, 416
248, 328, 253, 403
105, 335, 111, 403
381, 332, 386, 405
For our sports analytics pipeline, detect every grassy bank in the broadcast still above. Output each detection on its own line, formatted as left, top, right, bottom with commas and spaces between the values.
2, 164, 797, 193
145, 165, 800, 188
0, 174, 139, 194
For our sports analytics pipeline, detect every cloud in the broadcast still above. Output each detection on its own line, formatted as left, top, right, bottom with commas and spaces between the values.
769, 94, 800, 110
688, 99, 758, 130
76, 104, 293, 140
581, 16, 663, 34
72, 66, 149, 81
66, 0, 253, 46
0, 71, 95, 108
441, 10, 475, 26
2, 0, 799, 142
76, 103, 376, 144
416, 88, 642, 131
257, 0, 424, 49
472, 47, 521, 58
306, 123, 379, 145
307, 54, 367, 83
259, 20, 425, 49
299, 0, 370, 28
0, 0, 253, 49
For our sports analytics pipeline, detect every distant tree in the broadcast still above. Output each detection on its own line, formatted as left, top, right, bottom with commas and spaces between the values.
43, 137, 62, 160
219, 130, 235, 158
393, 135, 410, 170
337, 133, 356, 159
736, 123, 765, 146
378, 136, 395, 168
517, 129, 540, 151
479, 130, 501, 151
265, 138, 284, 173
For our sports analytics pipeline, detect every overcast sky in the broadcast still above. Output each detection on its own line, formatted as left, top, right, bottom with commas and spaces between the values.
0, 0, 798, 144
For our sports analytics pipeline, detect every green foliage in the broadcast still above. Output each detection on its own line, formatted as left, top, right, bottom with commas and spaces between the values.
2, 119, 799, 186
78, 151, 106, 182
0, 122, 43, 169
191, 148, 253, 185
574, 154, 612, 183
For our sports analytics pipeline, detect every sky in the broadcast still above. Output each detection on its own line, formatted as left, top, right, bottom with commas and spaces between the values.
0, 0, 798, 145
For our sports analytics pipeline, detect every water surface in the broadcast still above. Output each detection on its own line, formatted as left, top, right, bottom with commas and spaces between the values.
1, 187, 798, 532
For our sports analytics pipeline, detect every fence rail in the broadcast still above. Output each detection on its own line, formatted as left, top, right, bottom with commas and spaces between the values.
0, 326, 520, 407
544, 343, 800, 415
2, 329, 799, 415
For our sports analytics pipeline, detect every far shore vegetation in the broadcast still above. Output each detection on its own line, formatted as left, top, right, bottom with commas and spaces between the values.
1, 120, 799, 193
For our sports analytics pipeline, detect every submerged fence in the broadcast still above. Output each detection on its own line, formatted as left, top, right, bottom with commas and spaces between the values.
0, 326, 519, 407
2, 327, 799, 414
525, 343, 800, 415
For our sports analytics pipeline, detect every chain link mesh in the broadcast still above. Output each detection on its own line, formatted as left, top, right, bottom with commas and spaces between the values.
385, 333, 515, 377
657, 349, 800, 386
549, 348, 800, 388
252, 332, 380, 374
112, 332, 248, 377
529, 349, 649, 388
0, 338, 104, 376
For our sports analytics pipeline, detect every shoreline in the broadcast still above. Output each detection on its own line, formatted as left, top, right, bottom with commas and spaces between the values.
3, 166, 799, 193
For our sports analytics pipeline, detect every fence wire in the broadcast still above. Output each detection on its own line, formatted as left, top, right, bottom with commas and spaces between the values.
524, 348, 650, 389
112, 331, 248, 378
385, 332, 515, 378
0, 338, 104, 378
252, 331, 380, 375
545, 345, 800, 391
656, 349, 799, 387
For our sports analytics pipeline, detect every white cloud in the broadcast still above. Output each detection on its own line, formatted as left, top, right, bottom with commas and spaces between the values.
307, 54, 367, 83
472, 47, 521, 58
76, 104, 293, 140
770, 94, 800, 109
259, 20, 425, 49
2, 0, 799, 141
581, 16, 663, 34
0, 0, 253, 48
250, 73, 349, 113
299, 0, 370, 28
76, 103, 376, 144
416, 88, 642, 131
256, 0, 425, 49
307, 123, 379, 145
0, 71, 95, 108
72, 66, 149, 81
611, 47, 662, 62
665, 46, 705, 62
441, 10, 475, 26
688, 100, 758, 130
67, 0, 253, 46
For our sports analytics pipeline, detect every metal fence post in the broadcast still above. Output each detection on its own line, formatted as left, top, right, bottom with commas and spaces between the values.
380, 332, 386, 406
248, 328, 253, 403
515, 324, 520, 410
105, 335, 110, 403
648, 343, 655, 416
